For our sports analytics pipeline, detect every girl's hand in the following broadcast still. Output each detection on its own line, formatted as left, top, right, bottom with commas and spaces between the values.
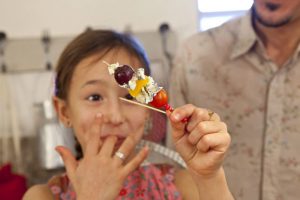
55, 113, 148, 200
168, 104, 231, 178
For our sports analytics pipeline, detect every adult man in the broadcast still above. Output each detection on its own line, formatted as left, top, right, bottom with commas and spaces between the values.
170, 0, 300, 199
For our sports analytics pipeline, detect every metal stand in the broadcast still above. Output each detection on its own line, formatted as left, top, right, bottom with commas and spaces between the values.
0, 32, 7, 73
159, 23, 173, 70
41, 30, 52, 70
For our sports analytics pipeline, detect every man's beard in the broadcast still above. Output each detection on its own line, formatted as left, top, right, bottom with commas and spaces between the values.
252, 5, 292, 28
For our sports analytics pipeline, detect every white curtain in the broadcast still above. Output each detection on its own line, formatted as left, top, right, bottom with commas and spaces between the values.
0, 73, 22, 172
0, 71, 54, 172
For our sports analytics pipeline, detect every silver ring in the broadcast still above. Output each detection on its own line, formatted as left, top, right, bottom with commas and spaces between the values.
115, 151, 126, 161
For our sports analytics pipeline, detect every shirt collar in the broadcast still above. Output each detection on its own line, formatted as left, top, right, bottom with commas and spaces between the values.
230, 11, 258, 60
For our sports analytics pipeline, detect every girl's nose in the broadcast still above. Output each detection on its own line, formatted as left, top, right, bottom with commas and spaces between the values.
104, 99, 124, 125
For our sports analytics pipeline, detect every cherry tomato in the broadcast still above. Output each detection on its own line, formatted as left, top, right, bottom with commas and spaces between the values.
150, 89, 168, 108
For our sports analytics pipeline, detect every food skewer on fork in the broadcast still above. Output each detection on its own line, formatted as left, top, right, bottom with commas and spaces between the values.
119, 97, 166, 114
105, 61, 188, 122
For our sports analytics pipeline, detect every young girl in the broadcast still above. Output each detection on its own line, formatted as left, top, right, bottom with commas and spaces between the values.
23, 30, 233, 200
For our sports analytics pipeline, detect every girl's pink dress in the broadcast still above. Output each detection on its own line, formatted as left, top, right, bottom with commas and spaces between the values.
48, 164, 182, 200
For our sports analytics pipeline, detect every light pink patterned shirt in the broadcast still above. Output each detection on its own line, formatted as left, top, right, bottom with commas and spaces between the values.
170, 11, 300, 200
48, 164, 182, 200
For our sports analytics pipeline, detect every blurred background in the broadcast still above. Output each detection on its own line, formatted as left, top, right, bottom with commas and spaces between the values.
0, 0, 252, 199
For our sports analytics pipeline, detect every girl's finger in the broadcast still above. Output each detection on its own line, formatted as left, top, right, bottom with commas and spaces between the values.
196, 132, 231, 153
168, 104, 197, 142
185, 108, 210, 132
185, 108, 222, 132
85, 113, 103, 157
173, 134, 197, 162
113, 135, 136, 165
98, 136, 118, 157
122, 146, 149, 178
55, 146, 78, 183
188, 121, 227, 145
169, 104, 198, 124
169, 105, 215, 139
209, 111, 221, 122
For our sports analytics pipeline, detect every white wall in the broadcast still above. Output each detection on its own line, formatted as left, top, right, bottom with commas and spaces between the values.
0, 0, 199, 41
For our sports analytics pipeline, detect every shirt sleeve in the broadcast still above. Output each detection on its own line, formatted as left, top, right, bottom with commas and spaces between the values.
169, 42, 189, 108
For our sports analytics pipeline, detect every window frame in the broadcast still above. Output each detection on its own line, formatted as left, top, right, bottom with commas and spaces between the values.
198, 0, 253, 31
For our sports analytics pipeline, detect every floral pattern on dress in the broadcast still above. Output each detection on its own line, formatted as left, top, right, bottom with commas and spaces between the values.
48, 164, 182, 200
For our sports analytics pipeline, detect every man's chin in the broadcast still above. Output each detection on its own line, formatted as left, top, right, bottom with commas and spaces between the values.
252, 7, 292, 28
257, 16, 291, 28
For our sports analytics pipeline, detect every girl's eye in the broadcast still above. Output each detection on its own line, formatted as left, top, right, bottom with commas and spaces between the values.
124, 93, 134, 100
87, 94, 103, 101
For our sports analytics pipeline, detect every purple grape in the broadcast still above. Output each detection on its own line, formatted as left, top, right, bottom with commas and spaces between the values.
114, 65, 134, 85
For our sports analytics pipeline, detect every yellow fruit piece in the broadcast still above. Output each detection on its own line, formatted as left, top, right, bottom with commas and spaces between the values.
129, 78, 149, 97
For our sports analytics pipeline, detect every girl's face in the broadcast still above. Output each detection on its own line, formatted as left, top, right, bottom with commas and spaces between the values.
56, 48, 149, 155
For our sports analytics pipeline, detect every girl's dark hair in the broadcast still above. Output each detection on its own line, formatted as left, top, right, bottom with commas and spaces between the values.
54, 29, 150, 159
55, 29, 150, 100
